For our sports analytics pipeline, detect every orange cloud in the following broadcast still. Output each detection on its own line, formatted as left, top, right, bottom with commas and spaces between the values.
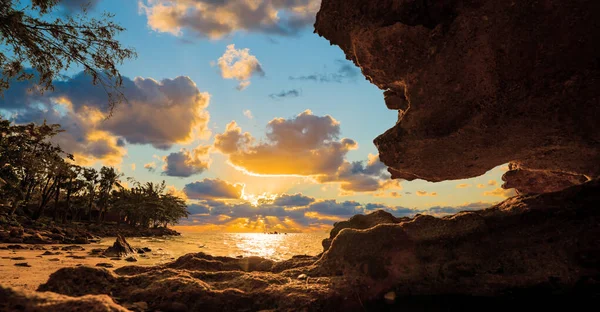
483, 188, 516, 198
456, 183, 471, 188
215, 110, 357, 176
416, 191, 437, 197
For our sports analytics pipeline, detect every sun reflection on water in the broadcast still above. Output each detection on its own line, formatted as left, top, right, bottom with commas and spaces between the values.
233, 233, 287, 259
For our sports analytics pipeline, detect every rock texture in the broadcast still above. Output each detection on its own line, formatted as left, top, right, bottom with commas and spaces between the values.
315, 0, 600, 192
322, 210, 408, 251
33, 180, 600, 311
0, 285, 127, 312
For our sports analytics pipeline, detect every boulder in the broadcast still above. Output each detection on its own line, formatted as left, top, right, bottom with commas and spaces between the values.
314, 0, 600, 193
102, 234, 135, 258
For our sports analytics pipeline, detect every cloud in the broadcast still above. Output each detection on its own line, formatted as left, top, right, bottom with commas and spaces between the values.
184, 178, 245, 200
456, 183, 471, 188
1, 71, 211, 165
477, 184, 485, 188
144, 162, 157, 172
217, 44, 264, 90
483, 188, 517, 198
308, 200, 362, 216
422, 202, 492, 216
269, 89, 301, 99
488, 180, 498, 186
166, 185, 188, 201
272, 193, 315, 207
131, 163, 136, 171
214, 110, 357, 176
289, 60, 360, 83
243, 110, 253, 119
177, 185, 497, 232
139, 0, 321, 39
213, 121, 254, 154
416, 191, 437, 196
316, 153, 399, 193
187, 203, 210, 215
162, 145, 211, 177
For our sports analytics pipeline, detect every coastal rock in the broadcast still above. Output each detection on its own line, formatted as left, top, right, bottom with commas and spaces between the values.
502, 162, 590, 194
0, 285, 127, 312
314, 0, 600, 193
322, 210, 406, 251
38, 180, 600, 310
102, 234, 135, 258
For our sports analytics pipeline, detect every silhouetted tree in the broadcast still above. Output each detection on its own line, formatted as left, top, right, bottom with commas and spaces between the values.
0, 0, 136, 112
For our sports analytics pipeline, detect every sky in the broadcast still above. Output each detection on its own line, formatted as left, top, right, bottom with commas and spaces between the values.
0, 0, 515, 233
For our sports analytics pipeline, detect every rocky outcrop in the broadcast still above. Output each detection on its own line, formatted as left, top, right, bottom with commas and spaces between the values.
34, 180, 600, 311
322, 209, 407, 251
0, 285, 127, 312
102, 234, 135, 258
314, 0, 600, 193
501, 162, 590, 194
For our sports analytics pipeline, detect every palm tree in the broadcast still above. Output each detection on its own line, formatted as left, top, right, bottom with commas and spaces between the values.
97, 166, 123, 222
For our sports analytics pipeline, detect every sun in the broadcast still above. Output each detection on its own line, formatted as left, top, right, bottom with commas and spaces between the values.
241, 191, 278, 207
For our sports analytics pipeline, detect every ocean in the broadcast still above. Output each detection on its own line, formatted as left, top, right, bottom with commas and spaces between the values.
96, 232, 329, 264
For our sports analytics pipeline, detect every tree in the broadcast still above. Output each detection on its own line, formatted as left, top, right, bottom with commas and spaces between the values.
97, 165, 121, 222
0, 0, 136, 112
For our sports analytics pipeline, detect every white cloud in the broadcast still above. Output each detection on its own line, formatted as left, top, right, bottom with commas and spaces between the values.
217, 44, 264, 90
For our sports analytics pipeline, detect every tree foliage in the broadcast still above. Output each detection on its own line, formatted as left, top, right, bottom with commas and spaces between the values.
0, 0, 136, 112
0, 118, 188, 228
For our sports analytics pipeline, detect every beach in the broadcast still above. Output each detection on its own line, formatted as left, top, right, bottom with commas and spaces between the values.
0, 232, 327, 291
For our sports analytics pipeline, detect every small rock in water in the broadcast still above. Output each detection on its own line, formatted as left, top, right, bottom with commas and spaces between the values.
89, 248, 103, 254
125, 256, 137, 262
6, 244, 25, 250
142, 247, 151, 252
10, 257, 25, 261
96, 263, 114, 268
384, 291, 396, 304
297, 274, 308, 280
110, 257, 121, 261
14, 262, 31, 267
48, 258, 60, 262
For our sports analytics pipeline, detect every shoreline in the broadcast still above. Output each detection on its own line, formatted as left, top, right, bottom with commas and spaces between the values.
1, 213, 180, 245
0, 239, 176, 291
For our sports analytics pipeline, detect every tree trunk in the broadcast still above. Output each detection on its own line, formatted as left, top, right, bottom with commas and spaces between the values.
52, 184, 60, 222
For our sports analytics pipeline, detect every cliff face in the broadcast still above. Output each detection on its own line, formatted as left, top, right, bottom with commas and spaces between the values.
315, 0, 600, 193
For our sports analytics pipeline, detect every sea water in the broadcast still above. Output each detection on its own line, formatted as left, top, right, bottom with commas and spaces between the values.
97, 232, 328, 264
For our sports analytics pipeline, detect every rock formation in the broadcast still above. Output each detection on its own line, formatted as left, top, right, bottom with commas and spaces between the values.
322, 209, 407, 251
314, 0, 600, 193
24, 179, 598, 311
0, 285, 127, 312
102, 234, 135, 258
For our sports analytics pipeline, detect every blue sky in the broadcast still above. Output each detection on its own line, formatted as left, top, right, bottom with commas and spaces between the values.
0, 0, 514, 232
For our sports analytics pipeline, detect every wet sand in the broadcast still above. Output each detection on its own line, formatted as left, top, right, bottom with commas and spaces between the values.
0, 243, 173, 291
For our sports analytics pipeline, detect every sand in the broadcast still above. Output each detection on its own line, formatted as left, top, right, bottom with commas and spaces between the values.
0, 243, 172, 291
